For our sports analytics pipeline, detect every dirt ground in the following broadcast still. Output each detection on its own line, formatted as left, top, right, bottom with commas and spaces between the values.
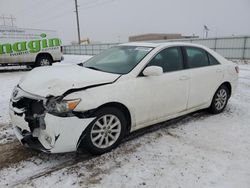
0, 140, 38, 169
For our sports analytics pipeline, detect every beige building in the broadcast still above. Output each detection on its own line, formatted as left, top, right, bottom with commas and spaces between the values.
129, 33, 197, 42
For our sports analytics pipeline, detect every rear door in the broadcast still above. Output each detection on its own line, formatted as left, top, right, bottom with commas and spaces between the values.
133, 46, 190, 128
183, 46, 224, 109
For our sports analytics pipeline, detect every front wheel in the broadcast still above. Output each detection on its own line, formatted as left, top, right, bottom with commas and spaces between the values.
81, 107, 126, 155
209, 85, 229, 114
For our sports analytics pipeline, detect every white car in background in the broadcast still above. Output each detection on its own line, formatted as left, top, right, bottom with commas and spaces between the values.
9, 42, 239, 154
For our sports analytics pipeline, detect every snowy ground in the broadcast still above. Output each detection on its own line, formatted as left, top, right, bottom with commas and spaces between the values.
0, 56, 250, 188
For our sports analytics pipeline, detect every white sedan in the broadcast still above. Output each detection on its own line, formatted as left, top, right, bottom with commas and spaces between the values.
9, 42, 238, 154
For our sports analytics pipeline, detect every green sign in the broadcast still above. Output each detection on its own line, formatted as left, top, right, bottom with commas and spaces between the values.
0, 33, 62, 55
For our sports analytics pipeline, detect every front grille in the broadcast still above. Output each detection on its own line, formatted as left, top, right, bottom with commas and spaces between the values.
12, 97, 46, 131
12, 97, 45, 114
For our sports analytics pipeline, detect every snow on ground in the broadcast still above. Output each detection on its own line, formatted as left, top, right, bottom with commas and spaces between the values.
0, 72, 26, 124
0, 56, 250, 188
232, 59, 250, 65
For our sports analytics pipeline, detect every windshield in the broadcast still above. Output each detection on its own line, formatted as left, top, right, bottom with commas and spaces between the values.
82, 46, 153, 74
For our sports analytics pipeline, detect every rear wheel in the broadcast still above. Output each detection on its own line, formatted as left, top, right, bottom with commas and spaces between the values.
81, 107, 126, 155
209, 85, 229, 114
35, 55, 52, 67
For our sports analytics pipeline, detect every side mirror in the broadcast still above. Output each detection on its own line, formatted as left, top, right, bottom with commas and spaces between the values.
143, 66, 163, 77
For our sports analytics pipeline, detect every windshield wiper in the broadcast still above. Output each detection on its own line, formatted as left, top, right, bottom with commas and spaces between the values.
85, 66, 102, 71
77, 62, 84, 66
77, 63, 100, 71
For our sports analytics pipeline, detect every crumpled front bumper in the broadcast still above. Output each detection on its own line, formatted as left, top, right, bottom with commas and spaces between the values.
9, 99, 95, 153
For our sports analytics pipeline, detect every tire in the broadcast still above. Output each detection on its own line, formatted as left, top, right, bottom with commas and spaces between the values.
35, 55, 52, 67
80, 107, 126, 155
209, 85, 229, 114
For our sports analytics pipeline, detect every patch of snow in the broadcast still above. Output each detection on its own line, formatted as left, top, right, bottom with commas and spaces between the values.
0, 72, 26, 124
0, 123, 15, 144
232, 59, 250, 65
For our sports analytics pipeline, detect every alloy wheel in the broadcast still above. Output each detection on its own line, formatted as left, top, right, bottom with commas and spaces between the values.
214, 88, 227, 111
40, 59, 51, 66
90, 114, 122, 149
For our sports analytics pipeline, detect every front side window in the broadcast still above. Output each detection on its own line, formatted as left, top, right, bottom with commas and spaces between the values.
185, 47, 209, 68
82, 46, 153, 74
208, 53, 220, 65
147, 47, 184, 73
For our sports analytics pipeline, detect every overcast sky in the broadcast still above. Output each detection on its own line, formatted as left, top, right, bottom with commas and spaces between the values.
0, 0, 250, 44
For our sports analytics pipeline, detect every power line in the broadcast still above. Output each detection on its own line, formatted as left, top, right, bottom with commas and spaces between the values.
80, 0, 116, 10
20, 0, 118, 26
14, 0, 46, 15
27, 0, 76, 26
23, 0, 120, 34
80, 0, 101, 7
14, 0, 72, 19
74, 0, 118, 43
29, 8, 73, 26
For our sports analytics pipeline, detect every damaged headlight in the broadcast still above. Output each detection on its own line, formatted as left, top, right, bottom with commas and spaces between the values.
45, 98, 81, 114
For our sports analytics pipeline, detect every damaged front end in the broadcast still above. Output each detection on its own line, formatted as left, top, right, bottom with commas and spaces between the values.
9, 86, 95, 153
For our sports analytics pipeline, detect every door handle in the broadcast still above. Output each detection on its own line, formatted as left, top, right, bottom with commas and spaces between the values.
179, 76, 189, 80
216, 68, 223, 73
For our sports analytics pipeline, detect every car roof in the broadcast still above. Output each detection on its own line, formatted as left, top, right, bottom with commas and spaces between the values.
119, 42, 206, 49
119, 42, 160, 48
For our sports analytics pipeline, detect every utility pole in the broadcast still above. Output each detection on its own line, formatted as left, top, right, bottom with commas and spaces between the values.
74, 0, 81, 44
203, 25, 209, 38
0, 15, 16, 26
1, 15, 6, 26
10, 15, 16, 26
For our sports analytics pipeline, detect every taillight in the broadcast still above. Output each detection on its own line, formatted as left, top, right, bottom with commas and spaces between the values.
235, 66, 239, 74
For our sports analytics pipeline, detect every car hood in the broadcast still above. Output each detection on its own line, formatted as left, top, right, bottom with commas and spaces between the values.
19, 65, 120, 97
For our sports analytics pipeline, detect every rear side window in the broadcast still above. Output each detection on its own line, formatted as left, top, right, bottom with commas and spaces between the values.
185, 47, 209, 68
208, 53, 220, 65
147, 47, 184, 72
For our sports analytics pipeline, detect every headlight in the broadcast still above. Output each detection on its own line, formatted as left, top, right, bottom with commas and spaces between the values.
12, 86, 20, 100
46, 98, 81, 114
